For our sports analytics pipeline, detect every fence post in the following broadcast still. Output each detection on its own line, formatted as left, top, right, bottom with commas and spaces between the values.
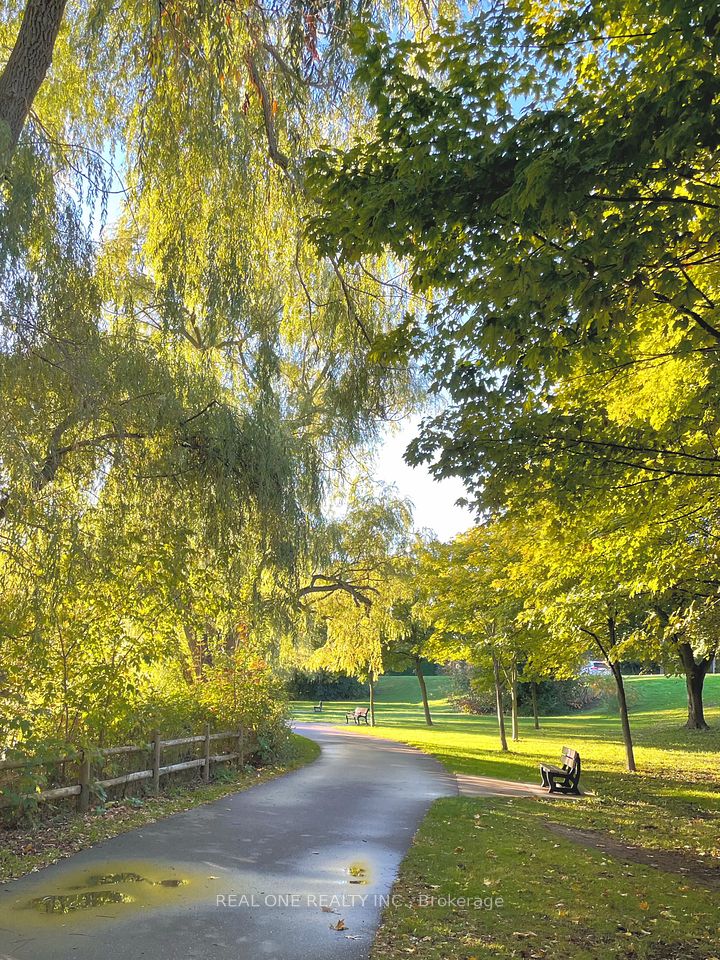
152, 729, 161, 795
78, 751, 91, 814
203, 723, 211, 783
238, 725, 244, 769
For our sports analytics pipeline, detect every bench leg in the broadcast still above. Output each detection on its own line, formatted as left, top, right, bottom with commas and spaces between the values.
548, 775, 579, 795
548, 774, 566, 794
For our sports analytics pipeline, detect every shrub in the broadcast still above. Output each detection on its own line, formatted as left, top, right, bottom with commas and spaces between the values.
518, 679, 600, 714
585, 676, 641, 712
284, 669, 368, 701
0, 645, 290, 820
447, 662, 600, 715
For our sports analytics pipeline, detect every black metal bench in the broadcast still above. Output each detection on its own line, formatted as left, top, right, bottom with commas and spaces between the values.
345, 707, 370, 725
313, 700, 323, 713
540, 746, 581, 795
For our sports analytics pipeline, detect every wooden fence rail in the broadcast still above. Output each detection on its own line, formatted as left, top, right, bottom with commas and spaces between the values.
0, 724, 250, 813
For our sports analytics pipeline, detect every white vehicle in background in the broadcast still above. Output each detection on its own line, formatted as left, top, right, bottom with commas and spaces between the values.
581, 659, 612, 676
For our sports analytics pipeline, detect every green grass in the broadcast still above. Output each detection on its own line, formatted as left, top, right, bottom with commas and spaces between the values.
0, 733, 320, 884
294, 675, 720, 959
293, 675, 720, 810
373, 674, 454, 703
371, 798, 720, 960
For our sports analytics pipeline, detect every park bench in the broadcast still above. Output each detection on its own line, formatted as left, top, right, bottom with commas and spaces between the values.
345, 707, 370, 725
540, 746, 582, 795
313, 701, 323, 713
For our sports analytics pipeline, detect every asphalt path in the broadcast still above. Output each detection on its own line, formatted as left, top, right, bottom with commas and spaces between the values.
0, 722, 456, 960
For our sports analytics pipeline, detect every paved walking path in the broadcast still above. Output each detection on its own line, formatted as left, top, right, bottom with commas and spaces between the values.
455, 772, 551, 798
455, 772, 584, 799
0, 724, 455, 960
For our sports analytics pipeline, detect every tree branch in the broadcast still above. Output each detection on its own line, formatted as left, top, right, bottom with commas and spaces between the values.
298, 573, 379, 609
245, 48, 291, 174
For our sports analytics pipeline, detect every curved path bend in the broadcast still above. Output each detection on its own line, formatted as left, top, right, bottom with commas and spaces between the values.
0, 723, 456, 960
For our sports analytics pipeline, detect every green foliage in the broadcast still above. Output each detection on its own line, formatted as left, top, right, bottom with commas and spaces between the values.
299, 487, 416, 681
587, 675, 641, 713
448, 662, 597, 716
308, 1, 720, 731
310, 4, 720, 510
285, 669, 368, 700
0, 0, 450, 769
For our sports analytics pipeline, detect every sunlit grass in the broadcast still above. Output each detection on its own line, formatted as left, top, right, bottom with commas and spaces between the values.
293, 675, 720, 851
295, 675, 719, 779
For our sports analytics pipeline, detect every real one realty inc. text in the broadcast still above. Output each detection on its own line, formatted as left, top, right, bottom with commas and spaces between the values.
216, 893, 504, 910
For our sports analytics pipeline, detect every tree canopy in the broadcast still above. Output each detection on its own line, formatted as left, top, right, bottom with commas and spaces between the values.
309, 0, 720, 730
3, 0, 719, 781
0, 0, 446, 758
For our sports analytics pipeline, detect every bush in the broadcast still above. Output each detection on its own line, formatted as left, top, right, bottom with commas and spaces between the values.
284, 669, 368, 701
446, 662, 496, 714
518, 679, 600, 714
0, 646, 291, 821
585, 676, 641, 712
447, 662, 601, 715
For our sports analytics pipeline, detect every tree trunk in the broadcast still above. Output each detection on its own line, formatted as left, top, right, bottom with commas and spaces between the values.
604, 618, 636, 772
510, 659, 519, 741
678, 642, 712, 730
0, 0, 68, 169
413, 656, 433, 726
585, 618, 637, 772
492, 653, 508, 752
611, 663, 636, 772
369, 672, 376, 727
531, 681, 540, 730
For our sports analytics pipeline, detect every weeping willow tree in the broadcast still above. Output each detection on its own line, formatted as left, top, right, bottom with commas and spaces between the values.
0, 0, 463, 756
296, 487, 416, 725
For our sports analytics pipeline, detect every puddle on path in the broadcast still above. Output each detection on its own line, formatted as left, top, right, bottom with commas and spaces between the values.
0, 859, 224, 930
2, 854, 380, 936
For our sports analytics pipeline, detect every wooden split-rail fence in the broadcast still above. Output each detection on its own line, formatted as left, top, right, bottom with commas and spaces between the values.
0, 724, 250, 813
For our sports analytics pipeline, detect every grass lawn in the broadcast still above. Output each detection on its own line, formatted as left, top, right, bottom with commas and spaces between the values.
372, 674, 454, 703
372, 797, 719, 960
293, 675, 720, 959
0, 734, 320, 884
